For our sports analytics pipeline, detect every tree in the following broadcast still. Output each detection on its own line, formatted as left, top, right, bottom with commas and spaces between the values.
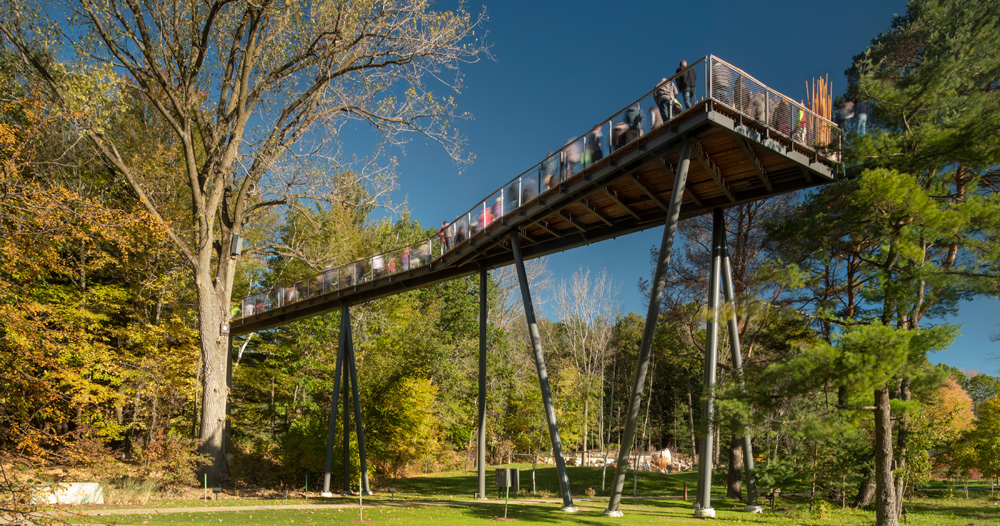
966, 373, 1000, 416
770, 1, 1000, 523
0, 0, 488, 482
648, 197, 795, 498
553, 267, 619, 463
969, 398, 1000, 486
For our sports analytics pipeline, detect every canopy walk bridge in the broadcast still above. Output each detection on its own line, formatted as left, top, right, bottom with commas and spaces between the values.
229, 56, 841, 517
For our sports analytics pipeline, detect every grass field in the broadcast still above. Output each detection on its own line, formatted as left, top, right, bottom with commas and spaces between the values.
63, 466, 999, 526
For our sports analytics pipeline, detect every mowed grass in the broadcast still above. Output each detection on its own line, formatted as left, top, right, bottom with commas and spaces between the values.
65, 466, 1000, 525
69, 497, 1000, 526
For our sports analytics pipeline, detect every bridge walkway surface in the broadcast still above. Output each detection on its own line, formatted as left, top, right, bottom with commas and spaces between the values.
227, 55, 842, 518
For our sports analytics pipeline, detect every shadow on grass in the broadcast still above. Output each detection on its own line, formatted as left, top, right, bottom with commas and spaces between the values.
903, 497, 1000, 524
392, 465, 704, 501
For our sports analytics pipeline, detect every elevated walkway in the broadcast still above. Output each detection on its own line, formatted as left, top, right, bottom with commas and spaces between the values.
232, 55, 840, 336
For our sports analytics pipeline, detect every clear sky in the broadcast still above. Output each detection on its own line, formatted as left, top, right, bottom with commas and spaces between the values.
381, 0, 999, 375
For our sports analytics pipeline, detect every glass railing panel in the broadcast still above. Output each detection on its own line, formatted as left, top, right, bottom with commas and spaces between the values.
520, 172, 539, 205
560, 136, 586, 182
382, 249, 396, 276
538, 152, 560, 194
338, 263, 353, 289
352, 259, 367, 285
454, 214, 470, 245
581, 124, 608, 168
295, 280, 310, 301
611, 104, 643, 152
501, 178, 521, 215
319, 266, 335, 294
486, 189, 504, 223
636, 93, 658, 135
470, 201, 488, 236
242, 296, 256, 318
400, 246, 413, 272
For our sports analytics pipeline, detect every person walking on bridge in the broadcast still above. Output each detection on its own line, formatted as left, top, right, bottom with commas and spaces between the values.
654, 77, 680, 121
439, 221, 452, 251
676, 59, 697, 109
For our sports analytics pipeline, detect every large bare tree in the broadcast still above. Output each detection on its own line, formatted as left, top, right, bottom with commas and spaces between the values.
553, 267, 619, 463
0, 0, 487, 482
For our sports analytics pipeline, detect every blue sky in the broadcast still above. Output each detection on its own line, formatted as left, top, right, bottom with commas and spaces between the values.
381, 0, 998, 375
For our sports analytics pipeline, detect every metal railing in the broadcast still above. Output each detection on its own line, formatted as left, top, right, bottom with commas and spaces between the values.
706, 57, 841, 156
237, 55, 841, 321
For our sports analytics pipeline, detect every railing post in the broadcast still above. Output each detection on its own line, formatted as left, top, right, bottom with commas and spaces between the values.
765, 89, 770, 128
706, 56, 711, 104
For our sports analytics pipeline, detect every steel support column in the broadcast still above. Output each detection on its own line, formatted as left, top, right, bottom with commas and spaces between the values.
345, 319, 372, 495
477, 269, 488, 500
694, 208, 724, 519
341, 329, 351, 494
510, 233, 576, 512
605, 141, 693, 517
321, 308, 348, 496
720, 227, 761, 512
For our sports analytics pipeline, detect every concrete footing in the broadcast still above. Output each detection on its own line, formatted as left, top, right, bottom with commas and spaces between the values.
694, 507, 716, 518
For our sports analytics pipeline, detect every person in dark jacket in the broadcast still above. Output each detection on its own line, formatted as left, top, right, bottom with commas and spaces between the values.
676, 60, 697, 109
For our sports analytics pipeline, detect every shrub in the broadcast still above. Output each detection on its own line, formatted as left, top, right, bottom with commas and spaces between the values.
133, 429, 207, 488
813, 498, 831, 519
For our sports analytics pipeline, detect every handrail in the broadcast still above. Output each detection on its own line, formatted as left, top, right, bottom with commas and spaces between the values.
236, 56, 841, 321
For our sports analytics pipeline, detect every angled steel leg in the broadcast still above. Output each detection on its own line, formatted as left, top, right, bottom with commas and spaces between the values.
605, 141, 693, 516
719, 226, 762, 512
345, 318, 372, 495
477, 269, 488, 500
694, 208, 724, 519
322, 308, 348, 496
342, 337, 352, 494
510, 233, 576, 512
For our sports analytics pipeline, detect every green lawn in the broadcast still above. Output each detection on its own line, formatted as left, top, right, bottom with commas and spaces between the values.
61, 467, 998, 525
69, 497, 1000, 526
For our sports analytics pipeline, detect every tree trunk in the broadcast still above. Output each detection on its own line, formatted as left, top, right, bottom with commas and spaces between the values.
197, 281, 233, 485
874, 386, 898, 526
854, 473, 875, 508
727, 434, 743, 500
894, 378, 911, 516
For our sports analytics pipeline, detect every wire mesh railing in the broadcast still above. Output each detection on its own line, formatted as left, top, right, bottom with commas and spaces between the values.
706, 56, 841, 156
237, 55, 841, 321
